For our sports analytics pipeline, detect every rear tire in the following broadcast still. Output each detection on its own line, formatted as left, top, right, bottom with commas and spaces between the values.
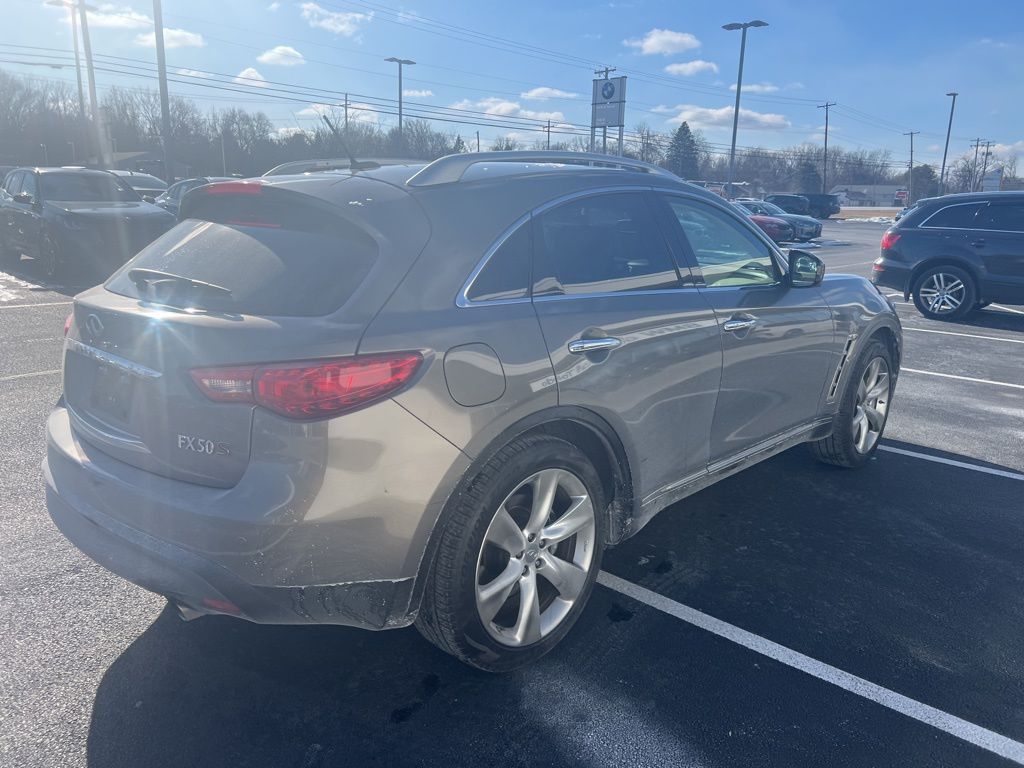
811, 339, 894, 469
37, 230, 62, 282
912, 265, 976, 320
416, 434, 607, 672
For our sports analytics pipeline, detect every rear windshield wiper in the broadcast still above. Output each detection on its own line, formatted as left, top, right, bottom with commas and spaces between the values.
128, 268, 232, 300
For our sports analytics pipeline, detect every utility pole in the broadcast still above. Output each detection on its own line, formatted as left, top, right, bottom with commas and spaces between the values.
723, 21, 768, 196
903, 131, 919, 203
475, 131, 480, 152
546, 119, 551, 150
77, 0, 107, 167
385, 57, 415, 152
40, 144, 49, 165
939, 91, 958, 195
817, 101, 836, 194
969, 138, 983, 192
979, 140, 994, 190
344, 93, 349, 132
152, 0, 174, 182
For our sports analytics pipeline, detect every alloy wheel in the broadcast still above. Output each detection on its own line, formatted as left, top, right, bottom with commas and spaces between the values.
852, 356, 890, 454
475, 468, 596, 647
918, 272, 965, 315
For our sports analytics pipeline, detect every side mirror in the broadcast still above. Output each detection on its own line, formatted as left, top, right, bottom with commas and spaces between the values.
13, 192, 33, 205
788, 249, 825, 287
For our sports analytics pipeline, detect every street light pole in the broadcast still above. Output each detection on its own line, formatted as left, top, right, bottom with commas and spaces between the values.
723, 19, 768, 198
40, 144, 49, 165
385, 57, 415, 152
903, 131, 919, 203
817, 101, 836, 194
152, 0, 175, 183
939, 91, 958, 195
76, 0, 108, 167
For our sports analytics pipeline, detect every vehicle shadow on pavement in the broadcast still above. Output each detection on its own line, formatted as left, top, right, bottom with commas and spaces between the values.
2, 257, 99, 297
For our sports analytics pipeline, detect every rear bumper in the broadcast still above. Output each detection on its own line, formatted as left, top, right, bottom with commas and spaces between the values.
44, 462, 415, 628
43, 398, 471, 629
869, 258, 913, 294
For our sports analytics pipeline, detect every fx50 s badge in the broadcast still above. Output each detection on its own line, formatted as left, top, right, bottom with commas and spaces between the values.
177, 434, 231, 456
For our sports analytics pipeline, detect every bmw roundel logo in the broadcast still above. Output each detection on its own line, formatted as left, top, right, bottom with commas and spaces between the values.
601, 81, 615, 100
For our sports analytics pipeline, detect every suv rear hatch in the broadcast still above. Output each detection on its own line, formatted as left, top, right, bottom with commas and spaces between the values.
62, 176, 430, 487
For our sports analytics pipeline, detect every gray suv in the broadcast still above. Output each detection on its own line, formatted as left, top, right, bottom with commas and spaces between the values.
45, 152, 901, 671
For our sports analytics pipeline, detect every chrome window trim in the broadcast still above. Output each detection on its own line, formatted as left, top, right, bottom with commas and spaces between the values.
65, 338, 162, 379
457, 184, 671, 307
532, 287, 697, 303
918, 201, 986, 229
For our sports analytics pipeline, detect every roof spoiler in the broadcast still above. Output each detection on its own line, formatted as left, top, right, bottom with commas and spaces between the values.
405, 151, 680, 187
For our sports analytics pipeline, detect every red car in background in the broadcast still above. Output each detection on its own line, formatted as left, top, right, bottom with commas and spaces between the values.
732, 204, 795, 243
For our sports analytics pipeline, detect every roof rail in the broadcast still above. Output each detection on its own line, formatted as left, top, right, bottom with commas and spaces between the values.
405, 150, 679, 187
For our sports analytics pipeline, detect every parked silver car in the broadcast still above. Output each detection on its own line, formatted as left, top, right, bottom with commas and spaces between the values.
45, 152, 901, 671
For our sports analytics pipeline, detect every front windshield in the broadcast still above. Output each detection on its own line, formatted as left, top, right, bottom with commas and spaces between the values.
760, 201, 787, 215
40, 173, 141, 203
123, 174, 167, 190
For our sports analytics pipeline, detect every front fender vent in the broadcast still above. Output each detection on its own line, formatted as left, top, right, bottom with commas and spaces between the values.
828, 335, 857, 401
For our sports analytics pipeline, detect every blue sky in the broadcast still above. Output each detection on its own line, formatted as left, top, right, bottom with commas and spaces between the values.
6, 0, 1023, 168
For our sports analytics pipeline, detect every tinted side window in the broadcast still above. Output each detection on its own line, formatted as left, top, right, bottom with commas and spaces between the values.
534, 193, 679, 295
20, 173, 38, 201
922, 203, 983, 228
466, 221, 531, 302
976, 203, 1024, 232
6, 172, 23, 195
665, 197, 779, 288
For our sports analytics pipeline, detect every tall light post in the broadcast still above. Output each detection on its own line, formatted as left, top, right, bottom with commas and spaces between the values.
723, 19, 768, 196
152, 0, 175, 182
939, 91, 958, 195
40, 144, 49, 165
385, 57, 415, 151
45, 0, 86, 119
76, 0, 109, 167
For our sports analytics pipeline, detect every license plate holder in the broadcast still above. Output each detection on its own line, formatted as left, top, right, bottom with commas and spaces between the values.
91, 364, 135, 423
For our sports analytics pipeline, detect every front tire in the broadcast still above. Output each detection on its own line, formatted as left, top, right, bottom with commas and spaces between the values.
912, 265, 976, 320
811, 339, 894, 469
416, 434, 607, 672
37, 230, 62, 281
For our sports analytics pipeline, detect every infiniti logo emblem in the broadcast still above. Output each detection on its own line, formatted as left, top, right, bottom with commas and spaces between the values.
85, 314, 104, 338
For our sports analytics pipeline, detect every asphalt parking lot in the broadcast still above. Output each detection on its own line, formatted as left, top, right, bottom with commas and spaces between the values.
1, 219, 1022, 767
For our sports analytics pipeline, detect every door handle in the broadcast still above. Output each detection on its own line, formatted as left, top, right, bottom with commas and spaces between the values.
971, 238, 986, 248
722, 317, 757, 333
568, 337, 622, 354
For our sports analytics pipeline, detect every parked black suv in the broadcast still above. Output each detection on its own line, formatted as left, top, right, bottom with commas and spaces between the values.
798, 193, 841, 219
0, 167, 175, 279
872, 191, 1024, 319
764, 194, 810, 216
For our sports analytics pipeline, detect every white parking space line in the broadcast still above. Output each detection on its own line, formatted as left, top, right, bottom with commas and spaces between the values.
902, 326, 1024, 345
0, 369, 61, 383
0, 301, 72, 309
878, 445, 1024, 482
902, 368, 1024, 391
598, 571, 1024, 765
991, 304, 1024, 316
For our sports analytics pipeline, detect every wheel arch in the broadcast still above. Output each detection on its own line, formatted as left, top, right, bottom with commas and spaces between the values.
409, 406, 636, 617
905, 257, 981, 302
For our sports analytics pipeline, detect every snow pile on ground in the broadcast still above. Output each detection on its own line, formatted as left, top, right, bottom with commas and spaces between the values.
836, 216, 894, 224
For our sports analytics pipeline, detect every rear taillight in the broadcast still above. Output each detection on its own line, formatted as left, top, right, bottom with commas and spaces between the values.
63, 313, 73, 336
880, 231, 901, 250
190, 353, 423, 420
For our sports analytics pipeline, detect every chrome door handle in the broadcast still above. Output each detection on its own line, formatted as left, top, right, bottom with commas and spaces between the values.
568, 337, 622, 354
722, 318, 757, 333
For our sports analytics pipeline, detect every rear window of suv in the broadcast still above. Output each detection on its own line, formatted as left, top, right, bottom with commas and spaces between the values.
921, 202, 984, 228
106, 194, 377, 317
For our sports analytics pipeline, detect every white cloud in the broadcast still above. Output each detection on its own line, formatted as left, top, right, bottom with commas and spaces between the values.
53, 4, 152, 29
296, 104, 330, 117
658, 104, 790, 130
300, 2, 372, 36
274, 126, 307, 139
785, 82, 805, 90
258, 45, 305, 66
520, 86, 579, 100
234, 67, 267, 87
624, 28, 700, 55
403, 89, 433, 97
451, 97, 564, 123
991, 140, 1024, 155
343, 102, 378, 123
664, 60, 718, 76
134, 28, 205, 48
730, 82, 778, 93
978, 37, 1011, 48
176, 68, 209, 78
267, 1, 281, 9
